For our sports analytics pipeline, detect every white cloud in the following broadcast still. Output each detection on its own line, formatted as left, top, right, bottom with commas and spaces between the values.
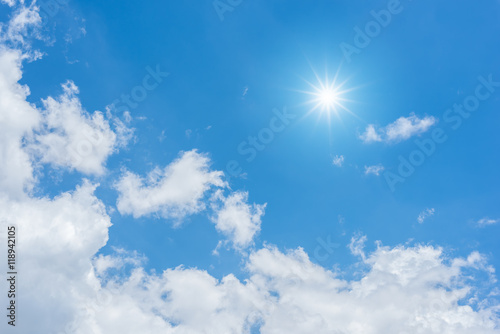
248, 245, 498, 333
86, 265, 265, 334
93, 248, 146, 277
0, 2, 42, 45
332, 155, 344, 167
349, 233, 368, 261
360, 113, 437, 143
418, 208, 436, 224
0, 41, 130, 197
385, 114, 436, 141
112, 114, 135, 148
116, 150, 226, 220
364, 164, 385, 176
359, 124, 382, 143
0, 180, 112, 333
4, 202, 500, 334
30, 81, 123, 175
0, 47, 40, 198
210, 190, 266, 249
0, 0, 16, 7
19, 239, 496, 334
477, 218, 500, 227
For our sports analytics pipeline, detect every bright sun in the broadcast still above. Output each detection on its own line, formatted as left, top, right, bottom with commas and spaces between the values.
305, 74, 347, 116
318, 88, 338, 109
297, 67, 355, 122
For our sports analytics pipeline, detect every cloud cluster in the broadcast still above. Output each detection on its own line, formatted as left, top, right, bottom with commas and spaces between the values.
115, 151, 268, 249
360, 113, 437, 143
0, 1, 42, 45
40, 243, 498, 334
115, 150, 226, 220
0, 47, 40, 198
0, 180, 111, 334
210, 190, 266, 249
0, 34, 131, 199
31, 81, 123, 175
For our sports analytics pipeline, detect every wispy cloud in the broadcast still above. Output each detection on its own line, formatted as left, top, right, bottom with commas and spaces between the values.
418, 208, 435, 224
349, 233, 367, 261
364, 164, 385, 176
332, 155, 344, 167
360, 113, 437, 143
476, 217, 500, 227
158, 130, 166, 142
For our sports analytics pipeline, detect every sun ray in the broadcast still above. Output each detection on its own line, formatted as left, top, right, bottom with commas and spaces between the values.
297, 66, 362, 124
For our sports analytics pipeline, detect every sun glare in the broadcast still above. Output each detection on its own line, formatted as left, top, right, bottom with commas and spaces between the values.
318, 88, 338, 110
307, 76, 346, 116
297, 66, 357, 123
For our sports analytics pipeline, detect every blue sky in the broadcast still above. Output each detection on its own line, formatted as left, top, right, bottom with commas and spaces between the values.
1, 0, 500, 333
31, 0, 500, 275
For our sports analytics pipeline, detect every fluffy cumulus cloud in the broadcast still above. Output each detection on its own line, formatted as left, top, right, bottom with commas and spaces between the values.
49, 243, 497, 334
0, 1, 42, 45
3, 177, 500, 334
0, 47, 40, 198
30, 80, 124, 175
0, 180, 112, 334
210, 190, 266, 249
115, 152, 265, 248
247, 245, 500, 334
0, 16, 130, 197
360, 113, 437, 143
115, 150, 226, 220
